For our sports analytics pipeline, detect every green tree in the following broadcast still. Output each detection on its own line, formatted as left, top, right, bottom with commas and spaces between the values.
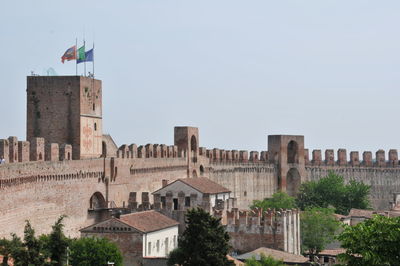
250, 192, 296, 211
167, 208, 234, 266
296, 172, 370, 215
245, 254, 284, 266
301, 207, 340, 260
10, 221, 50, 266
337, 215, 400, 266
40, 216, 70, 266
69, 237, 123, 266
0, 237, 22, 266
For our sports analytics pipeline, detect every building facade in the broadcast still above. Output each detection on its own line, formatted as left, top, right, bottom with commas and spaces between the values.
81, 210, 179, 266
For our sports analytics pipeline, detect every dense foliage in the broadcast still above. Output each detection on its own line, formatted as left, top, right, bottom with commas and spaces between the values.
296, 172, 370, 215
0, 217, 123, 266
250, 192, 296, 211
167, 208, 233, 266
337, 215, 400, 266
40, 216, 70, 266
9, 221, 50, 266
245, 254, 284, 266
300, 207, 340, 258
0, 236, 22, 266
69, 237, 123, 266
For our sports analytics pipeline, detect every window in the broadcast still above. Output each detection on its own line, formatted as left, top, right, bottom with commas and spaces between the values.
161, 196, 166, 208
173, 235, 176, 248
156, 240, 160, 253
148, 242, 151, 255
165, 237, 169, 254
94, 123, 97, 131
173, 198, 178, 210
185, 196, 191, 207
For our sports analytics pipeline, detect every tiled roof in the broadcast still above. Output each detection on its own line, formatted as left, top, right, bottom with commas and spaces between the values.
227, 255, 245, 265
333, 213, 346, 220
178, 178, 231, 194
348, 209, 374, 218
319, 249, 346, 256
120, 210, 179, 233
236, 247, 309, 264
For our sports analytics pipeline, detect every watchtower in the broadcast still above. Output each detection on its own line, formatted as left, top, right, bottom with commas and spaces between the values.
174, 126, 199, 177
268, 135, 306, 196
27, 76, 103, 159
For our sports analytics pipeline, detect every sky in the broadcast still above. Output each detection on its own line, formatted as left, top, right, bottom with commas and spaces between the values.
1, 0, 400, 156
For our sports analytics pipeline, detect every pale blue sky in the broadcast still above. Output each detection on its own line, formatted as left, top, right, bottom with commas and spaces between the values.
1, 0, 400, 155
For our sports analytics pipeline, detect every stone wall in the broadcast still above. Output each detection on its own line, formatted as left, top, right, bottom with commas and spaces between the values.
306, 166, 400, 210
207, 161, 276, 209
215, 208, 300, 254
0, 158, 106, 237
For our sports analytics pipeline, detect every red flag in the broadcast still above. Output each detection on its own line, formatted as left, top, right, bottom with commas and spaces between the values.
61, 45, 77, 63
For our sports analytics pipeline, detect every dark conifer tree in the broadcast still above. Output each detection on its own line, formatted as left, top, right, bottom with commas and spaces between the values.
168, 208, 234, 266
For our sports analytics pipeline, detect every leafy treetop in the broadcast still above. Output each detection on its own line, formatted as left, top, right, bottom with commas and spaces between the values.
337, 215, 400, 266
250, 192, 296, 211
296, 172, 370, 215
300, 207, 340, 258
245, 254, 285, 266
69, 237, 123, 266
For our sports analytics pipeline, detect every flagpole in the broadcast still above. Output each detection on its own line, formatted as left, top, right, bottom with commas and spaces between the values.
84, 40, 86, 77
93, 42, 95, 78
75, 38, 78, 76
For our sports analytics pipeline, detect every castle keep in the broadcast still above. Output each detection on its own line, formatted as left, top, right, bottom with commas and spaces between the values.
0, 76, 400, 239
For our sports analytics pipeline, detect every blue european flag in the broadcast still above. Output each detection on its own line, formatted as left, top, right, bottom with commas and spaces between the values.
77, 48, 94, 63
85, 49, 94, 62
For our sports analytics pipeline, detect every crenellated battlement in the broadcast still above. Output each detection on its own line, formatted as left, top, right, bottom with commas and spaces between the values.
215, 208, 301, 254
117, 143, 181, 159
305, 148, 400, 168
203, 147, 268, 164
0, 136, 73, 165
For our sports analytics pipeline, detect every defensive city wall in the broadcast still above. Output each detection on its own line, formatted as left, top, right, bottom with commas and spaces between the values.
0, 76, 399, 239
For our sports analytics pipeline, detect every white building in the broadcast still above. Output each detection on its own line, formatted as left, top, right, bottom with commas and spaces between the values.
152, 177, 232, 210
80, 210, 179, 266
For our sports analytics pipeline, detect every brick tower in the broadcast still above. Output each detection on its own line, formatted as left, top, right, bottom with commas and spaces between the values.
268, 135, 306, 196
27, 76, 103, 159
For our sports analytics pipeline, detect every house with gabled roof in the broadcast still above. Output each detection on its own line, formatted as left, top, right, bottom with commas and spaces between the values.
152, 177, 232, 211
80, 210, 179, 266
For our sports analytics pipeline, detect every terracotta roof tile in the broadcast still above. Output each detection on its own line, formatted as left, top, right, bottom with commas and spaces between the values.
178, 178, 231, 194
120, 210, 179, 233
319, 249, 346, 256
236, 247, 309, 264
348, 209, 375, 218
227, 255, 245, 265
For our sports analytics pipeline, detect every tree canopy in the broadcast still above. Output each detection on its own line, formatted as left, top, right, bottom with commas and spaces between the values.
40, 215, 70, 266
0, 217, 123, 266
69, 237, 123, 266
245, 254, 284, 266
300, 207, 340, 258
167, 208, 233, 266
337, 215, 400, 266
250, 192, 296, 211
296, 172, 370, 215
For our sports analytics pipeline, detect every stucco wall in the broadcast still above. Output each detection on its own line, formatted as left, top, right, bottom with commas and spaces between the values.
143, 226, 179, 258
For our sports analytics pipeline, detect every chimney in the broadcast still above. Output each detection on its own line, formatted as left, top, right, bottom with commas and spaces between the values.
162, 179, 168, 188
